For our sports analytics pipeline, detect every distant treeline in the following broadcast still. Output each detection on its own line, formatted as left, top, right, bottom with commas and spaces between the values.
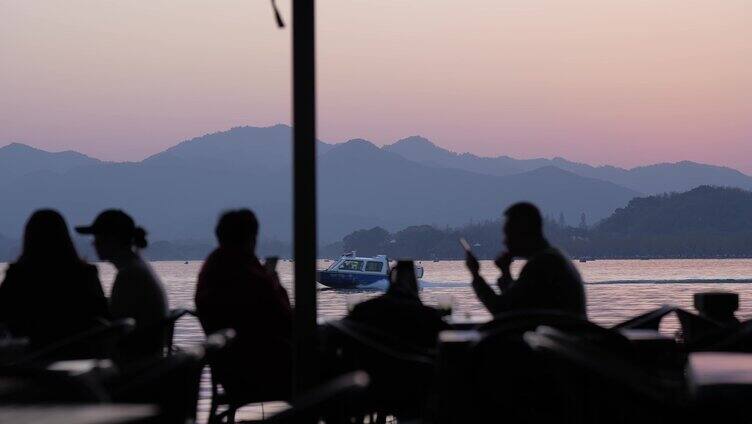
2, 186, 750, 262
330, 186, 752, 260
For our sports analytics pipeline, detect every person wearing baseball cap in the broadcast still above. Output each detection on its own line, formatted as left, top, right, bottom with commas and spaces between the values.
77, 209, 168, 360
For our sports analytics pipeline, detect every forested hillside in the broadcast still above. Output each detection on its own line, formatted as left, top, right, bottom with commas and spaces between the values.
331, 186, 752, 259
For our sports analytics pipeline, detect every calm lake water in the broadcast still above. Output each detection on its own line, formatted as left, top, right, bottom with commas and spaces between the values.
4, 258, 752, 420
5, 258, 752, 349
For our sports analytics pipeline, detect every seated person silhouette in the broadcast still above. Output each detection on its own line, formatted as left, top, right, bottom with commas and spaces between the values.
76, 210, 168, 359
347, 260, 448, 350
195, 209, 292, 400
465, 202, 587, 318
0, 209, 108, 349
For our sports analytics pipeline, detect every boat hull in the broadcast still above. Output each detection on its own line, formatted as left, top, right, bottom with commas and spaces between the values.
316, 270, 387, 289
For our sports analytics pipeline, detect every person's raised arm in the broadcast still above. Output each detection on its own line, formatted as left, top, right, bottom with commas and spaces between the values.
465, 252, 500, 313
488, 256, 549, 313
495, 252, 514, 291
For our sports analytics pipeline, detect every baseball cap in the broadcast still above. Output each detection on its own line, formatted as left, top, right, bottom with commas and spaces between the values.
76, 209, 135, 238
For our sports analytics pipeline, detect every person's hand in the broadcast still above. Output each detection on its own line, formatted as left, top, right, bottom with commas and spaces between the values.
465, 252, 480, 278
495, 251, 514, 275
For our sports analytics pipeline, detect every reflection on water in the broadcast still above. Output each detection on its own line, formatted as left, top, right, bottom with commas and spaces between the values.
48, 258, 749, 344
3, 258, 752, 421
3, 258, 752, 342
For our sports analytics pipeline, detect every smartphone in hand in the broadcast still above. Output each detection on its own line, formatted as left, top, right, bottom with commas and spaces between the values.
265, 256, 279, 272
459, 238, 474, 256
461, 238, 480, 276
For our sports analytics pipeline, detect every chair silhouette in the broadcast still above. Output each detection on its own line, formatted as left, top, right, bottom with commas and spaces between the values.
202, 329, 287, 424
112, 329, 234, 424
12, 318, 136, 365
523, 325, 688, 424
0, 364, 110, 404
163, 308, 198, 355
612, 305, 677, 331
204, 329, 291, 424
321, 319, 435, 423
441, 311, 630, 424
478, 310, 630, 346
261, 371, 370, 423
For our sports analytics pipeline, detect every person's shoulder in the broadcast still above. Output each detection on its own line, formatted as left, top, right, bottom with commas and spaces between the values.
533, 246, 571, 263
353, 295, 383, 309
203, 248, 224, 264
349, 295, 386, 314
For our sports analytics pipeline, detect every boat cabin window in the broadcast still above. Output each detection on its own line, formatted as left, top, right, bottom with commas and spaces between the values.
338, 260, 364, 271
365, 261, 384, 273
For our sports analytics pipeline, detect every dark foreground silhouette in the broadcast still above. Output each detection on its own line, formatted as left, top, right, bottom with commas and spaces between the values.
466, 202, 587, 317
347, 260, 448, 350
195, 209, 292, 401
8, 205, 752, 424
0, 209, 108, 349
77, 209, 168, 360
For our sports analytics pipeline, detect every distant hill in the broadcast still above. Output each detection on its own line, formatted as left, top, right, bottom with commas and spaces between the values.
0, 142, 101, 181
384, 137, 752, 194
596, 186, 752, 235
0, 126, 637, 244
331, 186, 752, 260
317, 138, 638, 239
588, 186, 752, 258
3, 125, 749, 252
383, 136, 548, 176
145, 124, 333, 172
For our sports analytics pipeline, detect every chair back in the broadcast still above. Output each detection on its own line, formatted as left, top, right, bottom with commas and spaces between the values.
264, 371, 370, 423
435, 311, 628, 424
111, 341, 208, 424
0, 365, 109, 404
13, 318, 136, 364
523, 326, 687, 424
612, 305, 677, 330
322, 319, 435, 420
479, 310, 623, 338
163, 308, 198, 355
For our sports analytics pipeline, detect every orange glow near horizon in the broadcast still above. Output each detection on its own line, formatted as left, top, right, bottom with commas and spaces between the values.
1, 1, 750, 171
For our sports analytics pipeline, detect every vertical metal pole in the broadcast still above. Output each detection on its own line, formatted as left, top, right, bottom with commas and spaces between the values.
292, 0, 317, 395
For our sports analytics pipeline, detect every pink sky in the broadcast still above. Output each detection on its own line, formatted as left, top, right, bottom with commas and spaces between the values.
1, 1, 750, 172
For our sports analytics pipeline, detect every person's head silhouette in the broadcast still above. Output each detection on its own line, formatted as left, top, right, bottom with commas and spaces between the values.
503, 202, 547, 258
388, 260, 419, 299
19, 209, 80, 265
215, 209, 259, 253
76, 210, 147, 261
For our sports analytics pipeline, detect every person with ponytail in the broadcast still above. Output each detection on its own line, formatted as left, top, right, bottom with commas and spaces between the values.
0, 209, 108, 349
76, 209, 167, 359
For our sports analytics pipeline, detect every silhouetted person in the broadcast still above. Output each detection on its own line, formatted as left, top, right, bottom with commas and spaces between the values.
0, 209, 108, 348
76, 210, 168, 359
195, 209, 292, 400
347, 260, 448, 350
466, 202, 587, 317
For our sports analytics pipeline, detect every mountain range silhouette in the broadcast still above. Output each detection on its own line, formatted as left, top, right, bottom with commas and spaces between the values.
2, 124, 751, 245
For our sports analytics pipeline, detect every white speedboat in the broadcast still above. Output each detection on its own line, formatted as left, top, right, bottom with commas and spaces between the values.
316, 252, 424, 289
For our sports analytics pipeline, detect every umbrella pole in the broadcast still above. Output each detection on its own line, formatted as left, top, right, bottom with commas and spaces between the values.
292, 0, 318, 396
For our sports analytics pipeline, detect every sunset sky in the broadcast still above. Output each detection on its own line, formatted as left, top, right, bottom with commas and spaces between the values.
1, 1, 750, 172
